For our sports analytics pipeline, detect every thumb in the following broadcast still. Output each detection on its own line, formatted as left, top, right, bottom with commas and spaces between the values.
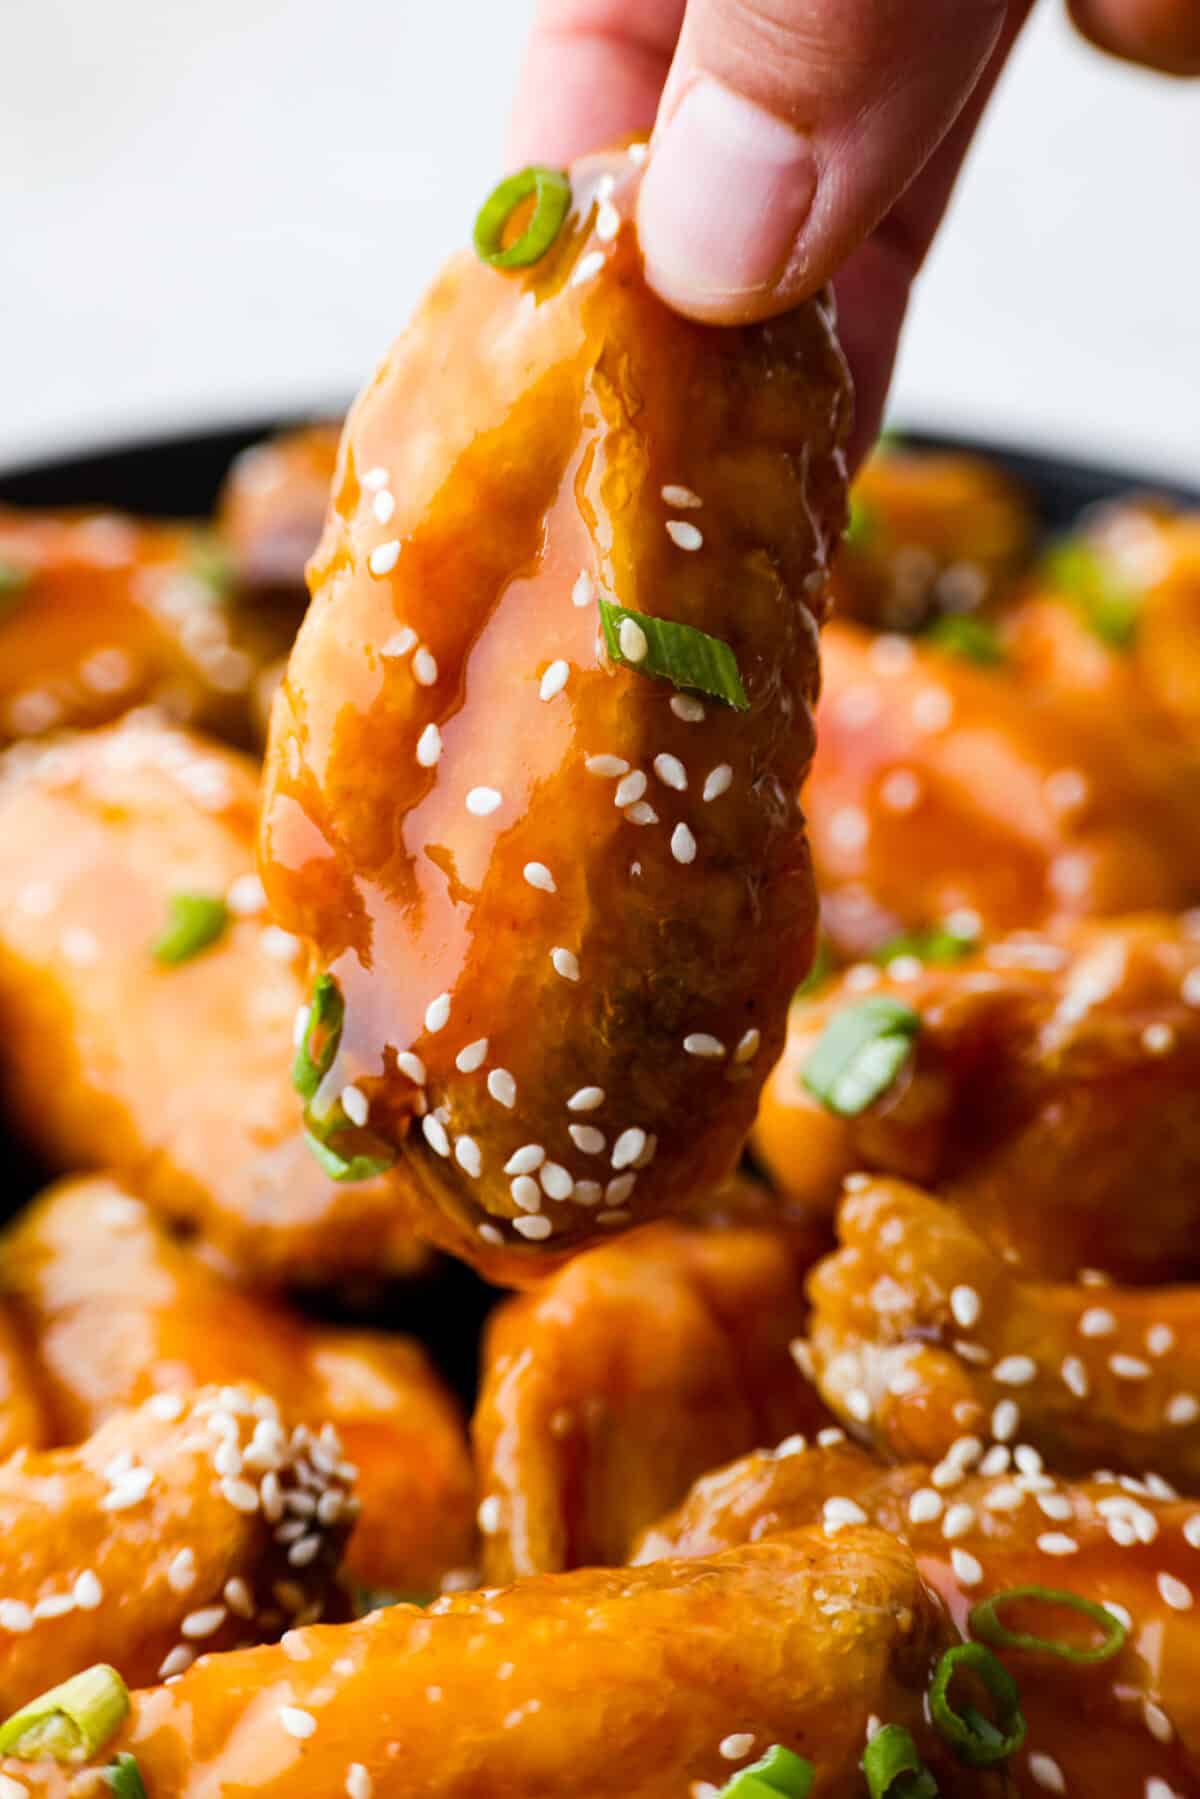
637, 0, 1010, 322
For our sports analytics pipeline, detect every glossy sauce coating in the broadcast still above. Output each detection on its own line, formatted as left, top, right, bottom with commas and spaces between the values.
635, 1439, 1200, 1796
473, 1181, 832, 1580
0, 715, 426, 1283
0, 509, 298, 751
0, 1386, 352, 1713
0, 1530, 962, 1798
2, 1178, 475, 1595
805, 1175, 1200, 1487
753, 913, 1200, 1282
259, 146, 851, 1279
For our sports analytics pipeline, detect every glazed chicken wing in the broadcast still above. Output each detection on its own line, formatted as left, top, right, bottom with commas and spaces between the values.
1, 1177, 475, 1596
258, 146, 851, 1280
0, 715, 426, 1282
0, 1529, 959, 1798
805, 1175, 1200, 1486
753, 913, 1200, 1282
637, 1439, 1200, 1797
0, 1386, 352, 1712
0, 508, 299, 751
472, 1181, 832, 1581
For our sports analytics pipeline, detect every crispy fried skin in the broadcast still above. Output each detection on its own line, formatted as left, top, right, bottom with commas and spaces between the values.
0, 1530, 960, 1798
753, 914, 1200, 1282
215, 423, 341, 597
258, 146, 851, 1280
0, 509, 298, 750
0, 716, 426, 1283
0, 1386, 352, 1712
2, 1178, 475, 1594
834, 448, 1035, 631
635, 1441, 1200, 1796
473, 1184, 833, 1580
805, 1176, 1200, 1485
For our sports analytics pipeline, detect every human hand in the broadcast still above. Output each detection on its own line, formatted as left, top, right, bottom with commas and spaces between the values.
509, 0, 1200, 458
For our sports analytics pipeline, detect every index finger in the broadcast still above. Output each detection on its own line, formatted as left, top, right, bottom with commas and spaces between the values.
506, 0, 685, 165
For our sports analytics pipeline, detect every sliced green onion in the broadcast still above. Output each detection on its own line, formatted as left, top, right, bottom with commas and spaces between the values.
794, 936, 833, 999
845, 495, 879, 551
873, 921, 979, 968
0, 1664, 130, 1763
863, 1724, 938, 1798
969, 1586, 1127, 1665
1044, 540, 1139, 649
151, 893, 229, 965
104, 1753, 148, 1798
598, 599, 748, 711
713, 1743, 814, 1798
0, 558, 30, 619
929, 1641, 1025, 1767
292, 973, 346, 1099
924, 614, 1005, 666
473, 166, 571, 270
303, 1124, 395, 1184
801, 996, 920, 1117
188, 535, 235, 601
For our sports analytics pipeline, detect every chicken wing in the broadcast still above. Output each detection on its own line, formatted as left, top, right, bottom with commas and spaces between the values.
1, 1177, 474, 1596
0, 509, 297, 751
0, 1385, 352, 1713
0, 1529, 961, 1798
636, 1439, 1200, 1797
753, 912, 1200, 1283
472, 1181, 832, 1580
0, 715, 426, 1282
258, 146, 851, 1280
805, 1175, 1200, 1486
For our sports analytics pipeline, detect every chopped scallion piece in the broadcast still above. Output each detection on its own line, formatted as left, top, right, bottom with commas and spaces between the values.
303, 1125, 395, 1185
801, 996, 920, 1116
474, 166, 571, 270
151, 893, 229, 965
863, 1724, 938, 1797
0, 1664, 130, 1763
713, 1743, 814, 1797
1044, 540, 1139, 648
969, 1586, 1126, 1664
292, 973, 346, 1099
873, 922, 979, 968
104, 1753, 148, 1798
188, 535, 235, 601
925, 614, 1004, 666
928, 1641, 1025, 1767
597, 599, 748, 711
845, 495, 879, 550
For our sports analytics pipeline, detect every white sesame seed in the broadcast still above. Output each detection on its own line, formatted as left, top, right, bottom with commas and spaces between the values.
614, 771, 647, 808
413, 647, 438, 686
382, 626, 417, 659
822, 1497, 868, 1534
1142, 1022, 1175, 1055
606, 1174, 636, 1205
571, 250, 605, 288
992, 1400, 1020, 1443
684, 1033, 726, 1058
477, 1223, 504, 1246
879, 769, 922, 813
1147, 1779, 1183, 1799
371, 490, 396, 525
611, 1128, 647, 1170
466, 787, 502, 816
653, 754, 687, 791
421, 1115, 450, 1158
487, 1068, 517, 1108
1080, 1307, 1117, 1337
1182, 1514, 1200, 1550
595, 200, 621, 242
346, 1766, 374, 1799
1143, 1701, 1173, 1744
1013, 1444, 1044, 1476
32, 1594, 74, 1620
909, 1489, 943, 1525
1167, 1394, 1199, 1426
340, 1084, 368, 1128
950, 1548, 984, 1586
1037, 1532, 1079, 1556
618, 618, 648, 663
572, 572, 594, 609
666, 521, 703, 551
0, 1602, 32, 1633
158, 1646, 194, 1679
538, 1162, 573, 1201
524, 862, 556, 893
279, 1706, 318, 1740
510, 1176, 542, 1212
513, 1214, 553, 1241
845, 1388, 872, 1423
396, 1050, 427, 1087
993, 1356, 1037, 1386
425, 992, 451, 1033
701, 765, 733, 808
671, 823, 697, 864
718, 1735, 755, 1762
662, 485, 703, 511
585, 754, 628, 777
950, 1285, 981, 1329
224, 1577, 254, 1619
816, 1428, 846, 1449
227, 872, 267, 916
828, 806, 869, 853
368, 541, 400, 577
574, 1180, 603, 1206
1110, 1355, 1152, 1380
1158, 1572, 1193, 1611
1037, 1493, 1073, 1521
549, 947, 580, 983
1147, 1324, 1176, 1357
182, 1605, 227, 1640
943, 1503, 976, 1540
628, 142, 648, 164
1182, 967, 1200, 1007
455, 1136, 482, 1178
505, 1145, 545, 1175
416, 723, 442, 768
912, 687, 953, 732
147, 1391, 184, 1421
222, 1478, 261, 1514
540, 660, 570, 701
568, 1086, 605, 1111
670, 694, 706, 722
733, 1028, 761, 1063
363, 466, 389, 490
568, 1124, 605, 1155
625, 801, 659, 825
456, 1039, 488, 1073
1029, 1752, 1066, 1793
1061, 1356, 1090, 1398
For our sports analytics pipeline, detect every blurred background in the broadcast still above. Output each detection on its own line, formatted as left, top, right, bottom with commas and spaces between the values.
1, 0, 1196, 478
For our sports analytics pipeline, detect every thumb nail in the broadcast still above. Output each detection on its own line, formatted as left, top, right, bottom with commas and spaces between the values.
638, 76, 817, 319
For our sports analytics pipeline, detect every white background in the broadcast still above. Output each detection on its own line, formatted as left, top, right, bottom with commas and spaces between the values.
1, 0, 1196, 481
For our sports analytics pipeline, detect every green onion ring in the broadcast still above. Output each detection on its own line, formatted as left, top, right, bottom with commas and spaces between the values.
150, 893, 229, 965
292, 972, 346, 1099
928, 1641, 1025, 1767
863, 1724, 938, 1798
473, 167, 571, 270
104, 1753, 149, 1798
713, 1743, 814, 1798
969, 1586, 1127, 1665
0, 1664, 130, 1763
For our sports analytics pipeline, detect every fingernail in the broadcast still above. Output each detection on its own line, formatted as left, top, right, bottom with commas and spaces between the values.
638, 77, 816, 317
